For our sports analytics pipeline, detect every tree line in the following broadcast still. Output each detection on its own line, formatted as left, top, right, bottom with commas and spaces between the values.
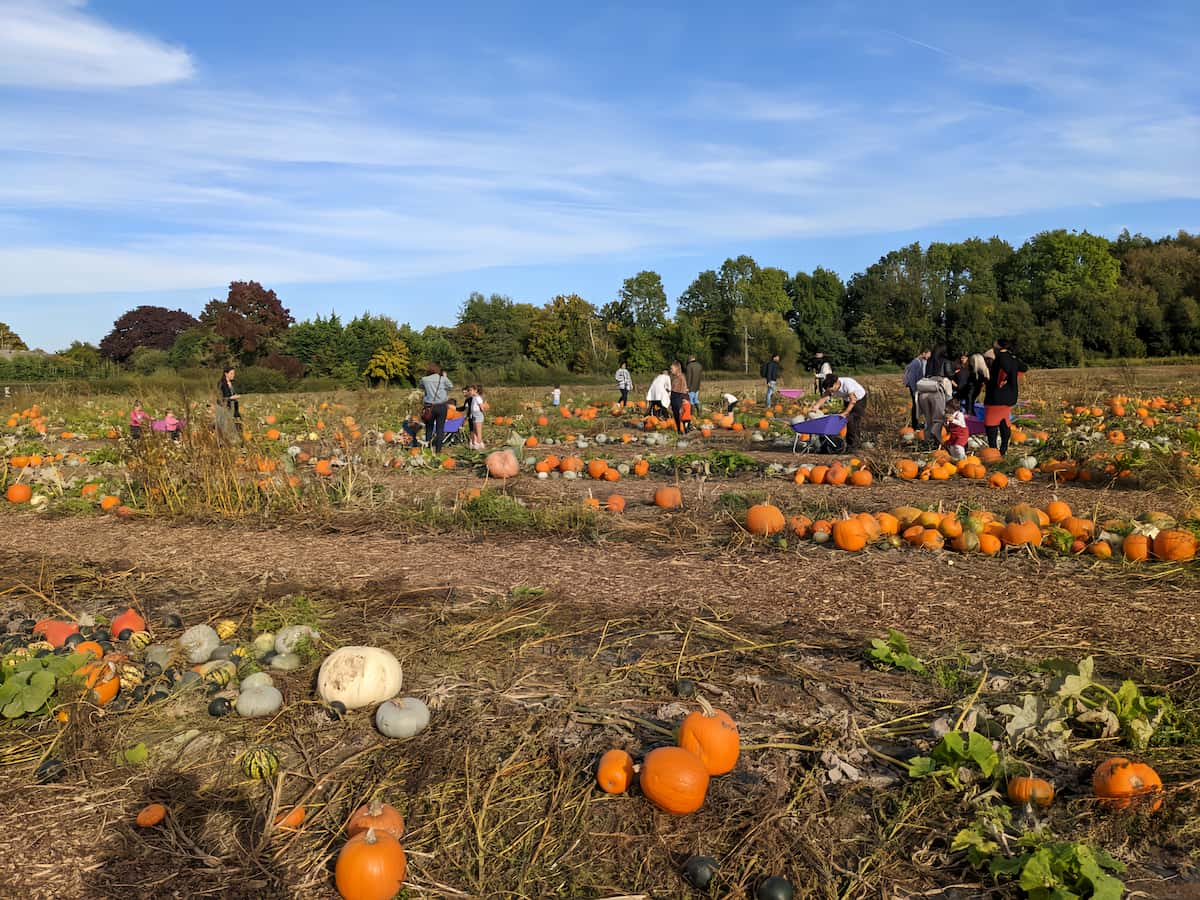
2, 228, 1198, 388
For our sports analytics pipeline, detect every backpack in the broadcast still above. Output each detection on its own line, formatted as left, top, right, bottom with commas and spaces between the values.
759, 362, 769, 379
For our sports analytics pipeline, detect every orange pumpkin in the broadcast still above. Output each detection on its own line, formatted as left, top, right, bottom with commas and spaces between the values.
335, 828, 408, 900
987, 472, 1009, 489
111, 607, 146, 637
1001, 521, 1042, 547
633, 460, 650, 477
875, 512, 900, 535
1007, 776, 1055, 807
678, 697, 740, 775
832, 518, 867, 552
1093, 757, 1162, 811
639, 746, 710, 814
808, 465, 830, 485
978, 533, 1002, 556
1153, 529, 1196, 562
274, 806, 307, 829
1015, 466, 1034, 481
606, 495, 626, 513
347, 802, 405, 840
1122, 534, 1150, 562
596, 749, 636, 794
849, 468, 873, 486
979, 447, 1002, 464
485, 449, 520, 479
894, 459, 919, 480
587, 459, 609, 479
1045, 500, 1072, 524
746, 503, 785, 536
654, 487, 683, 509
34, 619, 79, 648
135, 803, 167, 827
5, 483, 32, 504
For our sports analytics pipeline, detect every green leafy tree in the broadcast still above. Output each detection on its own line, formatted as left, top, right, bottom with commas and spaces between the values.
167, 326, 221, 370
618, 271, 669, 331
847, 314, 886, 367
56, 341, 101, 372
788, 267, 845, 355
344, 313, 401, 374
363, 338, 413, 385
284, 313, 346, 376
730, 308, 801, 372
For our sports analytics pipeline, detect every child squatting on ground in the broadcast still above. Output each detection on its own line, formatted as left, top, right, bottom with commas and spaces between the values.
945, 399, 969, 460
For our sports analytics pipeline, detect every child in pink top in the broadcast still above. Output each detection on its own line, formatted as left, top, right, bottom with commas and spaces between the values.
129, 401, 151, 439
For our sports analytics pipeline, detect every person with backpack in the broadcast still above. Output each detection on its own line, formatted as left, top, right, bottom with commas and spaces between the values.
983, 339, 1028, 455
761, 354, 781, 407
684, 355, 703, 411
419, 363, 453, 452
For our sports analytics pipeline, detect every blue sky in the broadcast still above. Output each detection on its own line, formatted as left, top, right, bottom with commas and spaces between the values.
1, 0, 1197, 350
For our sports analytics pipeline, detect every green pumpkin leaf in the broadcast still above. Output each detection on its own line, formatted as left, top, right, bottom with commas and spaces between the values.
118, 742, 149, 766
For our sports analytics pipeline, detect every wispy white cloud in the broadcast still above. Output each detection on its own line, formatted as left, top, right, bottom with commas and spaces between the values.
0, 0, 192, 88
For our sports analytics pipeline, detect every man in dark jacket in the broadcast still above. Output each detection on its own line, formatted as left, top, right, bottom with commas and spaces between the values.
684, 355, 703, 411
762, 354, 781, 406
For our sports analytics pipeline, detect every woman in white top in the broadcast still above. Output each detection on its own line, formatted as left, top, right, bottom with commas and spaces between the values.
615, 362, 633, 407
808, 373, 869, 449
646, 370, 671, 416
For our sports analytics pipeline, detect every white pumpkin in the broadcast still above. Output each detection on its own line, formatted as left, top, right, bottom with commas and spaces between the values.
180, 625, 220, 664
241, 672, 275, 691
270, 652, 302, 671
237, 684, 283, 718
375, 697, 430, 739
316, 646, 402, 710
252, 633, 276, 657
1019, 456, 1038, 470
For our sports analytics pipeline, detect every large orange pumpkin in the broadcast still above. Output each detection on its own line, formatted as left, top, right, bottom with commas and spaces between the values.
832, 518, 867, 552
335, 828, 408, 900
596, 749, 635, 794
677, 698, 740, 775
1001, 521, 1042, 547
1153, 529, 1196, 562
654, 487, 683, 509
639, 746, 710, 814
1093, 757, 1162, 811
5, 483, 32, 504
587, 459, 609, 480
849, 468, 873, 486
1045, 500, 1072, 523
746, 504, 785, 536
485, 449, 519, 479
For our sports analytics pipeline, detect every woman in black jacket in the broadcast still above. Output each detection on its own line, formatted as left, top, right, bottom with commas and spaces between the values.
218, 368, 241, 420
982, 339, 1028, 455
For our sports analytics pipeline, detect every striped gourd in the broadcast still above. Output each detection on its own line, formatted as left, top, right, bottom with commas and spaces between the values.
128, 631, 153, 651
241, 746, 279, 780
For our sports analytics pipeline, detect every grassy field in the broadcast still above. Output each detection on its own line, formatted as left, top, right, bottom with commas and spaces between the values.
0, 364, 1197, 899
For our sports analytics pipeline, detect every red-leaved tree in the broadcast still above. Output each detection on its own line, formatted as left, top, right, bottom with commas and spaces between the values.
99, 306, 199, 363
201, 281, 294, 365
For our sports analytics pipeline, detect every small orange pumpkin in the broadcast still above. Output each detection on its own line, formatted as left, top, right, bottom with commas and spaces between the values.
1007, 776, 1055, 807
745, 503, 785, 536
596, 749, 635, 794
832, 518, 867, 552
654, 486, 683, 509
135, 803, 167, 827
346, 801, 405, 840
5, 483, 32, 504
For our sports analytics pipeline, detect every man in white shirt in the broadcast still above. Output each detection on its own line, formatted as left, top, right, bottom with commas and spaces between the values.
808, 373, 869, 449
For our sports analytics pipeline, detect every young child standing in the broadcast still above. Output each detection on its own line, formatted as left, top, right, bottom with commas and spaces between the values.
945, 398, 969, 460
680, 397, 693, 433
466, 384, 486, 450
551, 385, 561, 407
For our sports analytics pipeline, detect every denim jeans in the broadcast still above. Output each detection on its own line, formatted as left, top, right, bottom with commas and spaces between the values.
765, 381, 777, 407
688, 390, 699, 410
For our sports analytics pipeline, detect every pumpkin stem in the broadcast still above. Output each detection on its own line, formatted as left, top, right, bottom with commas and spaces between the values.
369, 800, 383, 817
364, 827, 377, 844
696, 694, 715, 717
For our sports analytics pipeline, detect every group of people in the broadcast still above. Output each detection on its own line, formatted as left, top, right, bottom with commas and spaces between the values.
903, 340, 1028, 456
614, 356, 704, 435
418, 364, 486, 452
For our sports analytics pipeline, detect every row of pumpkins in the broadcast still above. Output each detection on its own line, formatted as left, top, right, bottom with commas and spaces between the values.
737, 498, 1197, 561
